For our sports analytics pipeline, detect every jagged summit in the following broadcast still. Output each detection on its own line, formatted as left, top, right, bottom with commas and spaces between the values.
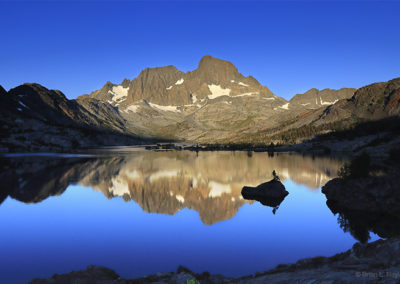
84, 56, 278, 107
120, 78, 130, 88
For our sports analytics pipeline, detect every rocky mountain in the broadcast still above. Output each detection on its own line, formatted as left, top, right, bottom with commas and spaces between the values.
7, 83, 129, 131
319, 77, 400, 121
80, 56, 364, 143
290, 88, 356, 109
0, 83, 145, 152
80, 56, 300, 141
229, 77, 400, 145
286, 77, 400, 130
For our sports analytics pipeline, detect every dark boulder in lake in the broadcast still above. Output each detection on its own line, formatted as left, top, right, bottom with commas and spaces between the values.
241, 179, 288, 208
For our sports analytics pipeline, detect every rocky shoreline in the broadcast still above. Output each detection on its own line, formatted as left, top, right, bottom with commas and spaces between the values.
322, 173, 400, 216
30, 237, 400, 283
143, 125, 400, 160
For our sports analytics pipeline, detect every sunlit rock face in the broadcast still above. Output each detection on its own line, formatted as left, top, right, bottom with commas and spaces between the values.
79, 56, 305, 141
290, 88, 356, 109
1, 151, 343, 225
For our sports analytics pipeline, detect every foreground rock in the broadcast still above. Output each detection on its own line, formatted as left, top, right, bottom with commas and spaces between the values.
322, 173, 400, 216
241, 179, 288, 208
30, 237, 400, 283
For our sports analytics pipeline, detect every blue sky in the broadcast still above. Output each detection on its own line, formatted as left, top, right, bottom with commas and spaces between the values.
1, 1, 399, 100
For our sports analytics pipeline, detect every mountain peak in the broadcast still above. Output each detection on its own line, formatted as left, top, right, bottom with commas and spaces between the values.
190, 56, 240, 86
198, 55, 238, 72
121, 78, 130, 88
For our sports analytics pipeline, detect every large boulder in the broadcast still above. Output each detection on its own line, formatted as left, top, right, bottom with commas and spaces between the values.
241, 179, 288, 207
322, 173, 400, 215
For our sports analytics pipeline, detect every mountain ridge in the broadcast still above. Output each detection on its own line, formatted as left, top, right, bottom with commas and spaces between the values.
0, 83, 146, 152
2, 56, 398, 151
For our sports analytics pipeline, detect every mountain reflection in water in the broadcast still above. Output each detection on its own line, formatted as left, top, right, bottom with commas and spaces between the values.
1, 151, 341, 225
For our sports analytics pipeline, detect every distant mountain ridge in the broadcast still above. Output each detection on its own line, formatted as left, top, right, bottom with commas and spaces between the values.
290, 88, 356, 109
232, 77, 400, 144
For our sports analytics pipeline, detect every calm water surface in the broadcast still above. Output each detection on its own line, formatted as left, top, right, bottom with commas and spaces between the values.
0, 150, 380, 283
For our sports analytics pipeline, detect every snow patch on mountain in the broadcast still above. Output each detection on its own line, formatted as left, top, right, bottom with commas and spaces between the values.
175, 78, 184, 85
166, 79, 183, 90
109, 85, 129, 102
279, 103, 290, 110
235, 92, 259, 97
321, 99, 338, 105
149, 102, 181, 113
238, 82, 249, 87
208, 84, 231, 99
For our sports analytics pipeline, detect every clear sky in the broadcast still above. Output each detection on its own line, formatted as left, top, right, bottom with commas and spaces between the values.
1, 1, 399, 100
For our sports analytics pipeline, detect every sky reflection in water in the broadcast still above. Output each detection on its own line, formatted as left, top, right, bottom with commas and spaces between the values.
0, 151, 379, 283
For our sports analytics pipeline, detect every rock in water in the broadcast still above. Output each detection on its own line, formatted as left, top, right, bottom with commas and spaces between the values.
241, 179, 289, 207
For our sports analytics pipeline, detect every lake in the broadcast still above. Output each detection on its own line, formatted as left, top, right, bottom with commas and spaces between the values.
0, 149, 380, 283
